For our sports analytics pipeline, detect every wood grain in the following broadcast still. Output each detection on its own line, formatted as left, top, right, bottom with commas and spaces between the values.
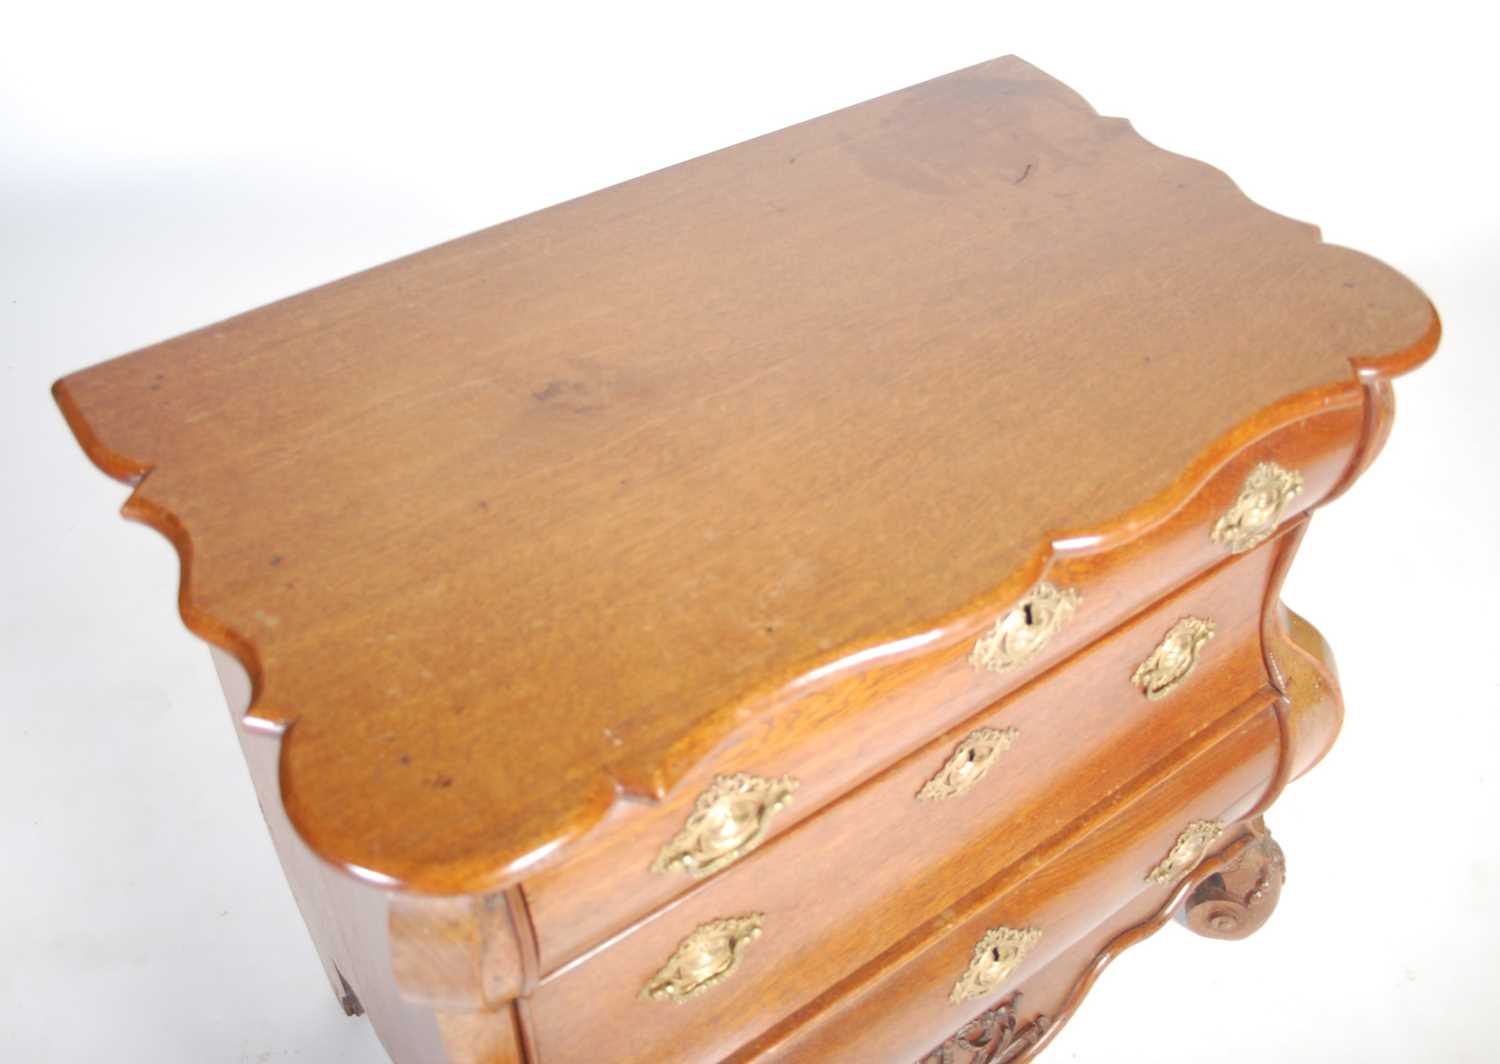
524, 535, 1287, 1063
51, 56, 1437, 895
733, 698, 1285, 1062
522, 404, 1359, 970
769, 597, 1341, 1064
209, 648, 454, 1064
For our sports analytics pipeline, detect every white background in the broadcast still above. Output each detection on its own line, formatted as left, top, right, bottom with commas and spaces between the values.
3, 3, 1497, 1062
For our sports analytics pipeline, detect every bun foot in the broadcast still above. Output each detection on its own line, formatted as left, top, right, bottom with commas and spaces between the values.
1178, 817, 1286, 940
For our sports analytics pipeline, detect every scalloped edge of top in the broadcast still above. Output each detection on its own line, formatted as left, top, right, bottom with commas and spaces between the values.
49, 54, 1443, 893
49, 296, 1437, 895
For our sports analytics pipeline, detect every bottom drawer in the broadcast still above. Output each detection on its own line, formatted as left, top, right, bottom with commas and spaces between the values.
730, 694, 1281, 1062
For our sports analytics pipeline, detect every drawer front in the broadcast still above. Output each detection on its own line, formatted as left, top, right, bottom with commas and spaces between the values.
524, 540, 1288, 1064
736, 701, 1281, 1063
524, 405, 1354, 972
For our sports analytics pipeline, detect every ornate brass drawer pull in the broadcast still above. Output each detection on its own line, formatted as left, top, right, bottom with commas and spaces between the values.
970, 582, 1080, 674
1146, 819, 1225, 884
918, 727, 1019, 801
950, 926, 1042, 1004
651, 773, 798, 878
1212, 461, 1305, 554
640, 914, 763, 1003
1131, 617, 1215, 700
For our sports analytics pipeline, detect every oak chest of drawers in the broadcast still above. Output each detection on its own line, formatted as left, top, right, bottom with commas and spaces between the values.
53, 56, 1439, 1063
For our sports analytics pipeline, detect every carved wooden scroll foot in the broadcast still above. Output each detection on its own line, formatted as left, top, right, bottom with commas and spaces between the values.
1176, 817, 1285, 940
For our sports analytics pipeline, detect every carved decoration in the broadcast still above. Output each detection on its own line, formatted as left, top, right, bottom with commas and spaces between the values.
1130, 617, 1215, 699
639, 914, 764, 1002
651, 773, 798, 878
1212, 461, 1305, 553
970, 583, 1080, 673
1145, 819, 1225, 885
1180, 818, 1287, 940
950, 927, 1043, 1004
919, 992, 1051, 1064
918, 727, 1020, 801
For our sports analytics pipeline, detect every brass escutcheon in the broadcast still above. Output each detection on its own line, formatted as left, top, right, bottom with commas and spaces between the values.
917, 727, 1019, 801
639, 914, 764, 1003
949, 926, 1043, 1004
1212, 461, 1305, 554
1130, 617, 1215, 700
970, 582, 1081, 674
651, 773, 798, 878
1146, 819, 1225, 884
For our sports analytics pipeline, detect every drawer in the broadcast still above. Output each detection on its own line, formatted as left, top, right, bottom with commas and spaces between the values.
524, 540, 1289, 1064
735, 699, 1282, 1063
524, 407, 1352, 971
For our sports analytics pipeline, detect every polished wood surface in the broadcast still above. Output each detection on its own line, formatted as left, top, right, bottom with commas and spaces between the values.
523, 403, 1361, 970
532, 524, 1283, 990
738, 534, 1350, 1056
740, 701, 1286, 1062
52, 55, 1436, 896
527, 542, 1285, 1061
208, 648, 455, 1063
55, 55, 1437, 1064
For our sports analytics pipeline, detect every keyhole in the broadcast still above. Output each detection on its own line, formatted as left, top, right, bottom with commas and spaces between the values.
1022, 603, 1035, 626
990, 947, 1001, 962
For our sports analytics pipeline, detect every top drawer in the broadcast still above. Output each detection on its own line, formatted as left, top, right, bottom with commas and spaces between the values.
523, 527, 1292, 1064
522, 405, 1355, 972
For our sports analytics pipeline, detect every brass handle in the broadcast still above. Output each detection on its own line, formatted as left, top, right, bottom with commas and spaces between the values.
1130, 617, 1215, 700
1212, 462, 1304, 554
640, 914, 764, 1002
651, 773, 798, 878
970, 582, 1081, 674
1146, 819, 1225, 884
949, 926, 1042, 1004
917, 727, 1019, 801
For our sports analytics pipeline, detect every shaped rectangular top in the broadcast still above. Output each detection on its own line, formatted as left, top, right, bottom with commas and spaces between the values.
54, 56, 1436, 893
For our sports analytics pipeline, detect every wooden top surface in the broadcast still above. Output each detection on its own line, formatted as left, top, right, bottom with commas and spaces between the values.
55, 56, 1437, 893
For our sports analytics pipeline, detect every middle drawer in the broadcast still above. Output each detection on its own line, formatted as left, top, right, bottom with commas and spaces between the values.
525, 536, 1285, 1064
